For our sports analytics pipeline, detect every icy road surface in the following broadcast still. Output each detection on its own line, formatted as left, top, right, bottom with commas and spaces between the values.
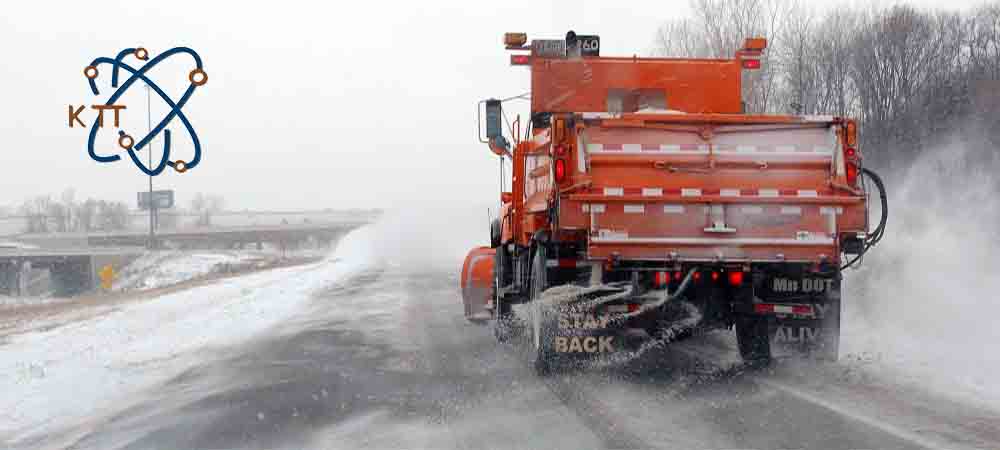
2, 223, 999, 450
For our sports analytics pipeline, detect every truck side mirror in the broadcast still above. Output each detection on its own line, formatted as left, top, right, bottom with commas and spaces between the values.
485, 99, 503, 140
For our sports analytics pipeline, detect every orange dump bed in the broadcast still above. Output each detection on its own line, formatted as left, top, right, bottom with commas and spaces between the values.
543, 114, 865, 264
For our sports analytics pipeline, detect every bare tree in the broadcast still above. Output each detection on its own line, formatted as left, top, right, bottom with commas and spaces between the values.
60, 188, 76, 231
76, 199, 98, 232
849, 5, 965, 168
653, 0, 795, 112
20, 196, 52, 233
191, 193, 225, 227
47, 202, 68, 233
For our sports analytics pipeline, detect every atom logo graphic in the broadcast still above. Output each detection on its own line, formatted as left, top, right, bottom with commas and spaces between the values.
78, 46, 206, 176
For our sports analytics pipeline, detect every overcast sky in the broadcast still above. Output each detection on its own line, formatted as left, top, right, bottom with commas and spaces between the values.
0, 0, 985, 211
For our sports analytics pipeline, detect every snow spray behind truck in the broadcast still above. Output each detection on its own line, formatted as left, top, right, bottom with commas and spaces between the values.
461, 32, 888, 374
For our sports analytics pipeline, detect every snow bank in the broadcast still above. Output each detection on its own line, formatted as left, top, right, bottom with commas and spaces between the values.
841, 145, 1000, 408
0, 224, 376, 443
113, 251, 260, 290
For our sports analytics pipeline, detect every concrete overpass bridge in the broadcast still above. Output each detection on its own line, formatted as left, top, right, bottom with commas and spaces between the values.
0, 220, 372, 297
0, 247, 144, 297
83, 222, 369, 249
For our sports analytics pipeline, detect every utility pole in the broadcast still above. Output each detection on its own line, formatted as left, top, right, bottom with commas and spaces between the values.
146, 85, 155, 249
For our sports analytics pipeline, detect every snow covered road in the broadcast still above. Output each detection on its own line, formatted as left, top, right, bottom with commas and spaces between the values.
2, 216, 999, 449
0, 227, 376, 446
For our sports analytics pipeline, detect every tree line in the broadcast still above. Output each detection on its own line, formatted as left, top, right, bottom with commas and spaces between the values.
654, 0, 1000, 173
1, 189, 226, 233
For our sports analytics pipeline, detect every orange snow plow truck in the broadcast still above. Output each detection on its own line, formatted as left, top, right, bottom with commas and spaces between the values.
461, 32, 887, 374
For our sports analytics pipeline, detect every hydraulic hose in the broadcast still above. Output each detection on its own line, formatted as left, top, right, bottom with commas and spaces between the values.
840, 167, 888, 270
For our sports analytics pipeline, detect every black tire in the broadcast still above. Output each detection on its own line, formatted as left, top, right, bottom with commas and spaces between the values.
493, 250, 514, 343
736, 317, 771, 366
527, 246, 557, 375
490, 219, 501, 248
808, 290, 841, 362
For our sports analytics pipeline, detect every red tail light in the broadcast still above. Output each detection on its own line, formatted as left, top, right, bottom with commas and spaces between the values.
742, 59, 761, 69
711, 271, 719, 282
627, 303, 640, 313
510, 54, 531, 65
728, 271, 744, 286
693, 272, 701, 282
554, 159, 566, 182
674, 271, 682, 281
846, 162, 858, 186
845, 147, 857, 159
654, 271, 668, 287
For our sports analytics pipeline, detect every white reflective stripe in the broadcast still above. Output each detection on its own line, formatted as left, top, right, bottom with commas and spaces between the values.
660, 144, 681, 152
775, 145, 796, 152
582, 112, 616, 119
797, 190, 818, 197
624, 204, 645, 214
577, 134, 588, 173
604, 187, 624, 196
682, 188, 701, 197
587, 204, 605, 213
814, 146, 833, 154
820, 206, 844, 215
758, 189, 779, 197
587, 143, 604, 152
545, 259, 588, 268
803, 115, 835, 122
773, 305, 795, 314
721, 189, 740, 197
663, 204, 685, 214
607, 304, 628, 313
698, 144, 710, 152
737, 145, 756, 153
622, 143, 642, 152
780, 206, 802, 215
591, 236, 835, 245
741, 206, 764, 214
642, 187, 663, 196
598, 229, 628, 239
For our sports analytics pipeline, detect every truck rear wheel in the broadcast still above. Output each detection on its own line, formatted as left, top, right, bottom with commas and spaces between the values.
736, 317, 771, 366
527, 247, 556, 375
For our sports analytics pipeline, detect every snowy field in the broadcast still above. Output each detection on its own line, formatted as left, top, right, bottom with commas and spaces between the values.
0, 226, 376, 442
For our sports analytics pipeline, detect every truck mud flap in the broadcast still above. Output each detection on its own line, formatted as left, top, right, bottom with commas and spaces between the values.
546, 307, 638, 357
755, 270, 841, 360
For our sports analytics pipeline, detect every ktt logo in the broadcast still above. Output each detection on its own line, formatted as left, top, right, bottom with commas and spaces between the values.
68, 46, 206, 176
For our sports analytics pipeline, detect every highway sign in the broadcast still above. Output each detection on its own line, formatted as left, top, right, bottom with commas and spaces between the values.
138, 190, 174, 210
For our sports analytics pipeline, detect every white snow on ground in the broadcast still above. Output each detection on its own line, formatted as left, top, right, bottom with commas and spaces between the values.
841, 146, 1000, 409
0, 295, 66, 308
0, 225, 376, 443
113, 251, 261, 290
0, 241, 38, 250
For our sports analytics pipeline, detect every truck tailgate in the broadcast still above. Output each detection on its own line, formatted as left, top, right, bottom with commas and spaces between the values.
560, 120, 865, 263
